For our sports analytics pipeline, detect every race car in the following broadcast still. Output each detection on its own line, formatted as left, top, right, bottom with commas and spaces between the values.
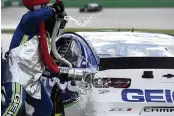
42, 31, 174, 116
79, 3, 103, 12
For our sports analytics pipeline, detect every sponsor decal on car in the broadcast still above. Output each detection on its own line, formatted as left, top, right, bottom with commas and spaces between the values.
163, 74, 174, 78
143, 107, 174, 112
139, 107, 174, 115
109, 108, 132, 112
122, 89, 174, 103
98, 90, 110, 94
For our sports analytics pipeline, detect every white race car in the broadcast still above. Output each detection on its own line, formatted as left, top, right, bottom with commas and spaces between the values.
43, 31, 174, 116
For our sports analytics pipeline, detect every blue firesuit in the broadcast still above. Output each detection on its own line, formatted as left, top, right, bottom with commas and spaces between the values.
2, 7, 55, 116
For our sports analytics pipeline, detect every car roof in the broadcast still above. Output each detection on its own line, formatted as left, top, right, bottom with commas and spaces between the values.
75, 31, 174, 57
76, 31, 174, 46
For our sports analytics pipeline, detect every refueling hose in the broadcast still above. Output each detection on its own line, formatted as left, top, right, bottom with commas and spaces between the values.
39, 0, 95, 81
38, 0, 66, 74
51, 18, 73, 69
39, 21, 60, 74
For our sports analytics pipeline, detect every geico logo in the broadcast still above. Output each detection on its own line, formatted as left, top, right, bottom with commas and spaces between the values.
144, 108, 174, 112
6, 94, 21, 116
122, 89, 174, 103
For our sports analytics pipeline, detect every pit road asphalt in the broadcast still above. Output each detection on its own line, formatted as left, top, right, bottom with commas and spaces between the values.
2, 7, 174, 29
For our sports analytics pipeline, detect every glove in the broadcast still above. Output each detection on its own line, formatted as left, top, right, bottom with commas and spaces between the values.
60, 12, 68, 29
52, 1, 65, 15
42, 68, 58, 78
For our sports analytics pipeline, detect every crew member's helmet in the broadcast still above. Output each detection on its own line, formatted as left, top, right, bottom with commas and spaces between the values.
22, 0, 50, 9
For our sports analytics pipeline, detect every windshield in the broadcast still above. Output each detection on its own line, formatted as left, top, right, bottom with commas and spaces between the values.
88, 3, 98, 7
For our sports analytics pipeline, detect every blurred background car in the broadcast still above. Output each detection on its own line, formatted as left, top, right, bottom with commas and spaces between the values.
1, 0, 22, 8
79, 3, 103, 12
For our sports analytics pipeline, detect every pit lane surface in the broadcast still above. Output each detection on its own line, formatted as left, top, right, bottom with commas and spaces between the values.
1, 7, 174, 29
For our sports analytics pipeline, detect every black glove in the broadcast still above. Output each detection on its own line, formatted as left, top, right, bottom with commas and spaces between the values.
52, 1, 65, 15
42, 68, 58, 78
60, 12, 68, 29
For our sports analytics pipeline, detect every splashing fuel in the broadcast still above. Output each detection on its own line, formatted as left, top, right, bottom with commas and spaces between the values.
64, 15, 100, 27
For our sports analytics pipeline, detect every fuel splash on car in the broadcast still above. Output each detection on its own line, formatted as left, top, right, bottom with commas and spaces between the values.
64, 46, 97, 115
64, 15, 100, 27
65, 80, 92, 116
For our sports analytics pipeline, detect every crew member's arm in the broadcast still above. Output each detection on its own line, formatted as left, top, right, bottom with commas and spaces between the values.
22, 7, 54, 26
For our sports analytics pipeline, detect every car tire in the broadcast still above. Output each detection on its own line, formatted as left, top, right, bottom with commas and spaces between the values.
50, 84, 65, 116
79, 8, 84, 12
99, 6, 103, 11
84, 8, 88, 12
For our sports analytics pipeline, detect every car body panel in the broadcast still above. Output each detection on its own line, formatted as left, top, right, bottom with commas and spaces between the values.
42, 31, 174, 116
83, 69, 174, 115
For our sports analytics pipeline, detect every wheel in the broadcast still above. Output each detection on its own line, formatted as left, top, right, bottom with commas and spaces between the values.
98, 6, 103, 11
84, 8, 88, 12
79, 8, 84, 12
50, 84, 65, 116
